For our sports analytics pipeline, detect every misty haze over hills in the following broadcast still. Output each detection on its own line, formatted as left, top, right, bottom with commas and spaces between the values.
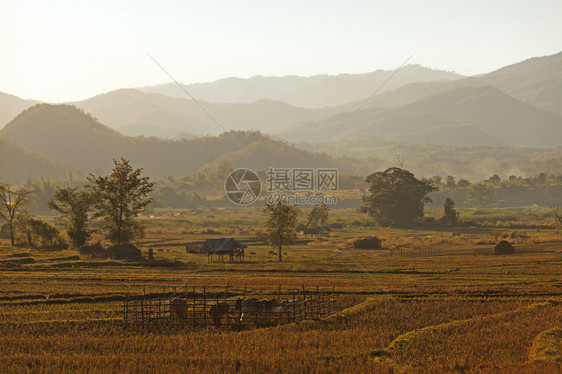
278, 85, 562, 147
347, 51, 562, 116
2, 103, 559, 185
0, 52, 561, 183
139, 65, 463, 108
69, 89, 349, 138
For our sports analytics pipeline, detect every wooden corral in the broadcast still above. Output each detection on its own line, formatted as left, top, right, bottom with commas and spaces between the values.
123, 286, 336, 329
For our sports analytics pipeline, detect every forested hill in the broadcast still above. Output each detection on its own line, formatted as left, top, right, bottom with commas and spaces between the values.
0, 104, 371, 181
0, 137, 67, 183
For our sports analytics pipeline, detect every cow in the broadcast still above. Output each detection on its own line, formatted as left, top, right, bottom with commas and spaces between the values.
267, 304, 286, 324
235, 298, 262, 324
209, 302, 237, 327
235, 298, 285, 325
170, 297, 188, 320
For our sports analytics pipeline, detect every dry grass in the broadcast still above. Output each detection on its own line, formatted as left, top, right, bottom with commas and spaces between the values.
529, 326, 562, 363
0, 211, 561, 373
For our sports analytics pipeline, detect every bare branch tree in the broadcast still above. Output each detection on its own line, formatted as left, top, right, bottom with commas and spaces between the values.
0, 185, 33, 246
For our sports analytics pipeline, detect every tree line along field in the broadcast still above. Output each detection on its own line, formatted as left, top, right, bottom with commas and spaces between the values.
0, 208, 561, 373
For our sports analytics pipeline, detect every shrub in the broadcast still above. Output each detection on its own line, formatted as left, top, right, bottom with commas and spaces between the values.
79, 242, 105, 258
105, 244, 142, 259
16, 216, 67, 250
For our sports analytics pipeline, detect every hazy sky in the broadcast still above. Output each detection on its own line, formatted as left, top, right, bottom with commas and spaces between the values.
2, 0, 561, 102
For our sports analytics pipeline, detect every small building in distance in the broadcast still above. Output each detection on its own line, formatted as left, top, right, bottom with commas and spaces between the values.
204, 238, 246, 262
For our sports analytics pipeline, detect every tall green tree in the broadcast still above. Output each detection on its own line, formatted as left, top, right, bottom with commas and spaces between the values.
263, 201, 299, 262
465, 183, 496, 207
488, 174, 501, 184
87, 158, 154, 245
307, 204, 330, 227
0, 185, 33, 246
48, 186, 95, 248
442, 198, 459, 225
360, 167, 437, 227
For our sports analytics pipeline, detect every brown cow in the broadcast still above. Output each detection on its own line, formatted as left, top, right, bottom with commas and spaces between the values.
235, 298, 283, 324
209, 302, 236, 326
170, 297, 188, 320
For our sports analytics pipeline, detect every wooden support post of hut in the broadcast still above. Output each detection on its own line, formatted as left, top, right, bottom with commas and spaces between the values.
204, 238, 247, 263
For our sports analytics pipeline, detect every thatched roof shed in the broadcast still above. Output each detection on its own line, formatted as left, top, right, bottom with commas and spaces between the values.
204, 238, 247, 263
204, 238, 246, 254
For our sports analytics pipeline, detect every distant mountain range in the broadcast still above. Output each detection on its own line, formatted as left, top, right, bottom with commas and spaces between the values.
1, 53, 559, 146
0, 102, 559, 184
69, 64, 462, 138
139, 64, 463, 108
277, 52, 562, 147
352, 51, 562, 116
70, 89, 348, 138
277, 85, 562, 147
0, 51, 560, 183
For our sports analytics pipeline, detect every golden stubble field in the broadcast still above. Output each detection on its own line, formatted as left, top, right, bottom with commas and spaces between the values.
0, 213, 561, 373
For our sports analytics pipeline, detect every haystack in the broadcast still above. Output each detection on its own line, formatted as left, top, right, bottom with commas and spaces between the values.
494, 240, 515, 255
353, 236, 382, 249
